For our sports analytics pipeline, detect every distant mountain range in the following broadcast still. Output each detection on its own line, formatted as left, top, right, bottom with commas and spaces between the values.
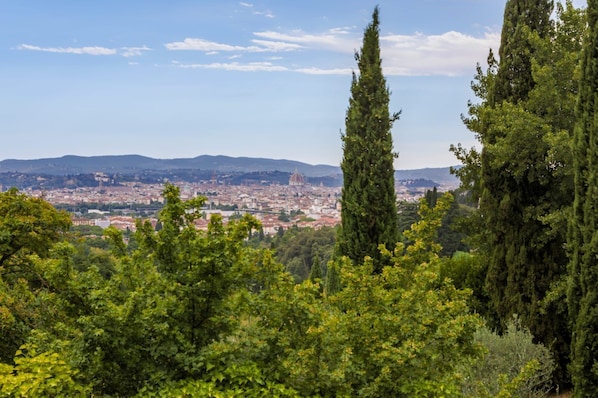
0, 154, 460, 186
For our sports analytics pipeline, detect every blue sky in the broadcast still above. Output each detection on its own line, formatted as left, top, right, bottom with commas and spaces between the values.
0, 0, 585, 169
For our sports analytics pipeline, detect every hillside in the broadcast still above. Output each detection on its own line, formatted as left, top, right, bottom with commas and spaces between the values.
0, 154, 460, 187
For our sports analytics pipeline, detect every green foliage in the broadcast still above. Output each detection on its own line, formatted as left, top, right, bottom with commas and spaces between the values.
271, 226, 335, 282
567, 0, 598, 395
452, 1, 584, 385
327, 193, 483, 396
336, 6, 399, 271
461, 319, 555, 398
277, 210, 290, 222
69, 224, 104, 237
397, 200, 420, 235
440, 252, 494, 324
491, 0, 552, 105
198, 192, 483, 397
0, 188, 72, 364
137, 364, 298, 398
0, 182, 556, 397
399, 190, 471, 259
308, 254, 323, 284
0, 343, 90, 397
0, 187, 71, 269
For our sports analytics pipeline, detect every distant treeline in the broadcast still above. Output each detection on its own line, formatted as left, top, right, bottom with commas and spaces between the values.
0, 170, 345, 190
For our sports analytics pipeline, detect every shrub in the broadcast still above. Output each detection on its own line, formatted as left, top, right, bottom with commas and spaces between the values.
462, 317, 555, 398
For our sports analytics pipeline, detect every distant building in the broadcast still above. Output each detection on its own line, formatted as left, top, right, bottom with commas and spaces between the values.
95, 219, 111, 229
289, 169, 305, 186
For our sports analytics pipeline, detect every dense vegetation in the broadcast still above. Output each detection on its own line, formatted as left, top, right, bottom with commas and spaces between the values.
567, 0, 598, 394
452, 0, 584, 388
3, 2, 598, 396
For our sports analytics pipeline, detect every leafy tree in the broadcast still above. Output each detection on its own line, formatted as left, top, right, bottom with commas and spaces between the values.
0, 188, 71, 364
567, 0, 598, 394
32, 184, 279, 396
335, 6, 400, 272
0, 188, 71, 270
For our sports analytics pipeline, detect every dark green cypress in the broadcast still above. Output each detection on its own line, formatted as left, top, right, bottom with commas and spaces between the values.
483, 0, 554, 317
479, 0, 572, 384
309, 254, 323, 282
568, 0, 598, 394
335, 7, 400, 272
492, 0, 552, 105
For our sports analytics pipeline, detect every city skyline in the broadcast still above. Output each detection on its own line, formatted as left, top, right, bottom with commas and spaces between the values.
1, 0, 585, 169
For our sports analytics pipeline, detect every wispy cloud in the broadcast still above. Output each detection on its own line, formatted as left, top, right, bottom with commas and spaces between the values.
168, 27, 499, 76
18, 43, 153, 57
165, 38, 301, 52
18, 44, 117, 55
178, 61, 288, 72
19, 26, 499, 77
250, 39, 302, 51
173, 60, 352, 75
253, 9, 274, 18
238, 1, 274, 18
294, 67, 352, 75
254, 29, 357, 49
121, 45, 152, 57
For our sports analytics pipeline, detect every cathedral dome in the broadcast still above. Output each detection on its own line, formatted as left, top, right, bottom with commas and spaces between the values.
289, 169, 305, 186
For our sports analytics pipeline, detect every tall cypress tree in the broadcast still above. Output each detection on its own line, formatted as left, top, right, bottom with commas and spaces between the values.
475, 0, 572, 384
335, 7, 399, 272
482, 0, 554, 322
568, 0, 598, 394
491, 0, 552, 105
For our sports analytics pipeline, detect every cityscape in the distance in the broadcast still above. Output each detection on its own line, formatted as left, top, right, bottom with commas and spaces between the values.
0, 154, 459, 235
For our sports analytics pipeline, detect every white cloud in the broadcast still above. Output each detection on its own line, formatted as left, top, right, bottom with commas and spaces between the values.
294, 67, 352, 75
177, 61, 288, 72
253, 10, 275, 18
250, 39, 303, 51
168, 27, 499, 77
238, 1, 273, 18
18, 43, 154, 58
381, 30, 500, 76
250, 28, 499, 76
173, 60, 351, 75
165, 38, 257, 51
254, 29, 357, 49
165, 37, 301, 53
18, 44, 116, 55
121, 45, 152, 57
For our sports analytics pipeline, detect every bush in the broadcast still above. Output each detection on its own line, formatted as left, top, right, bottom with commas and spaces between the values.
462, 317, 555, 398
